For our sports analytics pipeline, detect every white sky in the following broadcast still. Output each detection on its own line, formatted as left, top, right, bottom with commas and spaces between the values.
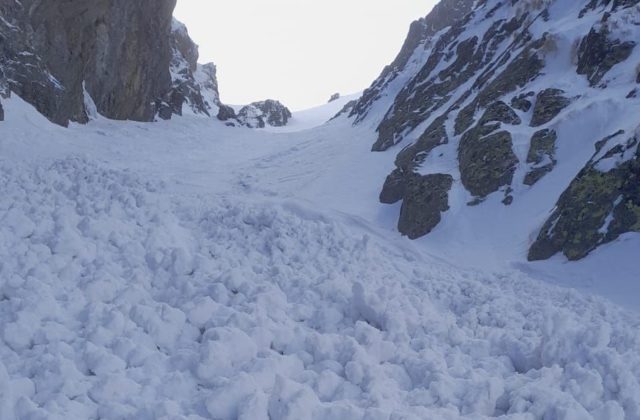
174, 0, 437, 110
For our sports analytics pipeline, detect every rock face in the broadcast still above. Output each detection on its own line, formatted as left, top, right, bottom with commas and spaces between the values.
237, 100, 292, 128
0, 2, 231, 126
577, 25, 636, 86
0, 0, 178, 125
529, 133, 640, 261
349, 0, 475, 124
345, 0, 640, 259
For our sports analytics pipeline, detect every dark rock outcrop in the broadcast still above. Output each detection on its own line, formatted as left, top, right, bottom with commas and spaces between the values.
529, 134, 640, 261
398, 173, 453, 239
379, 169, 407, 204
530, 89, 571, 127
359, 0, 640, 254
0, 99, 4, 122
459, 129, 518, 200
577, 26, 635, 86
0, 0, 178, 125
237, 100, 292, 128
349, 0, 475, 124
524, 129, 558, 186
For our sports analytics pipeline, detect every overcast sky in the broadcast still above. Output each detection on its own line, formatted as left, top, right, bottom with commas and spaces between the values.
174, 0, 437, 110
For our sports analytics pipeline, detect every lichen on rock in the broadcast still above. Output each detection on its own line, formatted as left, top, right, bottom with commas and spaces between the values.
529, 134, 640, 261
459, 129, 519, 200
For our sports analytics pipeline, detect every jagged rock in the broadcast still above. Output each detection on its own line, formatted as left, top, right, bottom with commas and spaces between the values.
459, 129, 518, 199
163, 19, 209, 117
328, 93, 340, 103
524, 129, 558, 186
398, 173, 453, 239
511, 92, 535, 112
374, 14, 527, 151
577, 26, 635, 86
637, 67, 640, 83
379, 169, 407, 204
349, 0, 475, 123
454, 37, 546, 135
0, 99, 4, 122
1, 0, 178, 125
529, 135, 640, 261
238, 100, 292, 128
195, 63, 225, 116
530, 89, 571, 127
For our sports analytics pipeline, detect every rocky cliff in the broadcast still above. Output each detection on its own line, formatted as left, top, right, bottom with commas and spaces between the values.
347, 0, 640, 261
0, 1, 228, 126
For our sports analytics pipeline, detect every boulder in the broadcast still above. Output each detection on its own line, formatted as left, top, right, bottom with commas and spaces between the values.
459, 129, 518, 200
238, 100, 292, 128
398, 173, 453, 239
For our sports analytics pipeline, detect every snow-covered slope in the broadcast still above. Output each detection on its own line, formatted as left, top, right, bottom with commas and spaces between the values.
346, 0, 640, 264
1, 0, 640, 418
264, 93, 362, 133
2, 87, 640, 419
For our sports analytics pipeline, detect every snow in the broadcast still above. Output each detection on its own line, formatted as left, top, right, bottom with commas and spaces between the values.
1, 87, 640, 419
263, 92, 362, 133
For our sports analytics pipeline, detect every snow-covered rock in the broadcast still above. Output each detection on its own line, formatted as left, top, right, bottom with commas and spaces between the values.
238, 100, 293, 128
342, 0, 640, 260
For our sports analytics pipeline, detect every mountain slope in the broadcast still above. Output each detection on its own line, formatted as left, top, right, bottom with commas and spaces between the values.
1, 1, 640, 418
347, 0, 640, 261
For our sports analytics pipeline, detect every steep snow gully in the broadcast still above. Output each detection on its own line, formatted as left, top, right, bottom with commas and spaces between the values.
1, 90, 640, 419
2, 0, 640, 418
